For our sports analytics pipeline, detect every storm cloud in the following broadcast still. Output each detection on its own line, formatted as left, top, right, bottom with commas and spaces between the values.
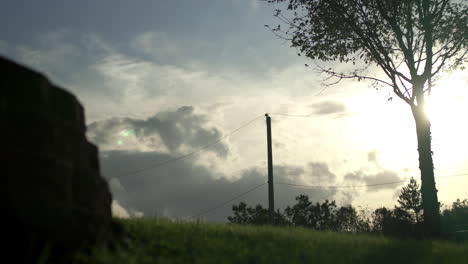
87, 106, 229, 157
101, 149, 337, 222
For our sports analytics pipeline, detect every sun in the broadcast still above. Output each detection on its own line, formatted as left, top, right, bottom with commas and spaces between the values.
343, 72, 467, 172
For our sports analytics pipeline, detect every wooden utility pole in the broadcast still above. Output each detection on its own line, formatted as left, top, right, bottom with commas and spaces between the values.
265, 114, 274, 224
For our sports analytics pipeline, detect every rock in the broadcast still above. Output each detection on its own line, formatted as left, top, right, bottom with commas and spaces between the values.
0, 56, 114, 263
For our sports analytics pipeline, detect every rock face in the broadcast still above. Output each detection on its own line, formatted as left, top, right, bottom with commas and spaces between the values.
1, 56, 113, 263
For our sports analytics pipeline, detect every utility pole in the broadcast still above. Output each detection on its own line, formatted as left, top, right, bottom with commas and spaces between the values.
265, 114, 274, 224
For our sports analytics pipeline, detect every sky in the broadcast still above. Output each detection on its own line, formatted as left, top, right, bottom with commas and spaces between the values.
2, 0, 467, 221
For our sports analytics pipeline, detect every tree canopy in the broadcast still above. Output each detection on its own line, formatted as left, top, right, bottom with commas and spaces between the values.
266, 0, 467, 102
265, 0, 467, 237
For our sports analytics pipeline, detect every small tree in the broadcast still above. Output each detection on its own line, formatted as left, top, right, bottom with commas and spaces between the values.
397, 177, 423, 223
227, 202, 252, 224
265, 0, 468, 237
335, 205, 359, 232
285, 194, 314, 227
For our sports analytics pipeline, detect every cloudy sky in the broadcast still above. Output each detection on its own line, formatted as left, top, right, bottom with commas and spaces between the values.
2, 0, 467, 221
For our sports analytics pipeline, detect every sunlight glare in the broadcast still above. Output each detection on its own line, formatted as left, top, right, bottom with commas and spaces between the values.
426, 74, 468, 168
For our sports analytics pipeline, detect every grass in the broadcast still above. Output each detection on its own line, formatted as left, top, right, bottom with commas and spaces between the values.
74, 218, 468, 264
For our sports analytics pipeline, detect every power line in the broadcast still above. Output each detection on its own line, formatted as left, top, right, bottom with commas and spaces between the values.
187, 182, 267, 219
275, 172, 468, 189
275, 180, 407, 189
268, 113, 341, 118
437, 173, 468, 178
115, 114, 264, 179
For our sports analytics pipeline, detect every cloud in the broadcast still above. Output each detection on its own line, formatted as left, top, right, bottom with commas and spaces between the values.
131, 31, 178, 60
112, 200, 130, 218
87, 106, 229, 158
101, 149, 337, 222
1, 30, 336, 125
309, 101, 348, 115
308, 162, 337, 182
367, 151, 377, 163
273, 165, 305, 182
344, 169, 404, 192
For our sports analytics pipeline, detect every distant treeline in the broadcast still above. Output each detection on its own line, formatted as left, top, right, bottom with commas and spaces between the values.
228, 177, 468, 241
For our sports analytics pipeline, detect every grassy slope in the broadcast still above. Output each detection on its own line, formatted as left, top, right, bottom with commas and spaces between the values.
77, 218, 468, 264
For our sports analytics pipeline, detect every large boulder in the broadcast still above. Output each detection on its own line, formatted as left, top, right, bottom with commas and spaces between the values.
0, 56, 114, 263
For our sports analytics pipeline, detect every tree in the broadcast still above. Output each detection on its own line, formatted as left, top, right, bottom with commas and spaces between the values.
284, 195, 340, 230
284, 195, 364, 232
284, 194, 313, 227
373, 207, 414, 237
227, 202, 288, 225
335, 205, 360, 232
396, 177, 423, 224
265, 0, 467, 237
441, 198, 468, 239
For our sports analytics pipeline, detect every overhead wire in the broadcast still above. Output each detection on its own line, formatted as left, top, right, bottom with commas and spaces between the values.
268, 113, 338, 118
275, 172, 468, 189
275, 180, 407, 189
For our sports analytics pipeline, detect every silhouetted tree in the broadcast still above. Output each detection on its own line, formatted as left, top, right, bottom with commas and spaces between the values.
397, 177, 423, 224
335, 205, 363, 232
284, 195, 339, 230
373, 207, 393, 234
227, 202, 288, 225
284, 195, 312, 227
441, 198, 468, 240
228, 202, 252, 224
373, 207, 414, 238
265, 0, 467, 237
284, 195, 367, 232
310, 199, 338, 230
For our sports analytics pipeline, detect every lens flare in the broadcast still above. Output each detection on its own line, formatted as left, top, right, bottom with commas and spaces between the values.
117, 129, 135, 145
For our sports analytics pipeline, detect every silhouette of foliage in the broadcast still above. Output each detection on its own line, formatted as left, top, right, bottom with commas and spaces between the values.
228, 188, 467, 241
372, 207, 418, 238
442, 199, 468, 241
229, 195, 370, 232
265, 0, 468, 237
284, 195, 338, 230
396, 177, 423, 224
227, 202, 288, 225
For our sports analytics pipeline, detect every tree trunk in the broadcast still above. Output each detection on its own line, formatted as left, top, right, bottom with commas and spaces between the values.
410, 103, 441, 237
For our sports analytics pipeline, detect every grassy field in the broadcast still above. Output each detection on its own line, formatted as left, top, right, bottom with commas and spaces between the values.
75, 218, 468, 264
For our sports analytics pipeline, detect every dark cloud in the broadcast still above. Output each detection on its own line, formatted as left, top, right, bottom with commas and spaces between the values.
309, 101, 347, 115
273, 165, 305, 182
87, 106, 229, 158
1, 32, 118, 96
308, 162, 337, 182
344, 170, 404, 192
101, 150, 337, 222
367, 151, 377, 163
